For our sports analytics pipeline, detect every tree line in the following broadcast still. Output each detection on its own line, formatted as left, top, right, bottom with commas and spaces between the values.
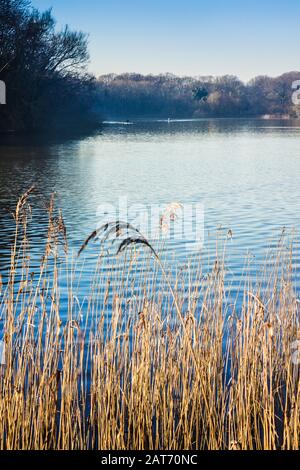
1, 1, 300, 133
0, 0, 100, 133
96, 72, 300, 120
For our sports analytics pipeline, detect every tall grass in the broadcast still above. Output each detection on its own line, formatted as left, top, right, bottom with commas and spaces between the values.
0, 190, 299, 450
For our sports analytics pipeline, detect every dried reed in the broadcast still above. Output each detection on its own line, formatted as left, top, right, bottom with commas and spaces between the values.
0, 191, 299, 450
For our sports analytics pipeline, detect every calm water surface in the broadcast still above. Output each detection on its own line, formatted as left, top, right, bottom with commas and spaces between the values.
0, 118, 300, 313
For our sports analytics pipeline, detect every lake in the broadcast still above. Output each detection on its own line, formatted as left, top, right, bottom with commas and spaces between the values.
0, 118, 300, 310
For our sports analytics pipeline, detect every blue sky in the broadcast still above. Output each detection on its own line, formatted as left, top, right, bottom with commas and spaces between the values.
32, 0, 299, 81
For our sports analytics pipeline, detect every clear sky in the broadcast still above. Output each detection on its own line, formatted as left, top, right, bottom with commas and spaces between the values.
31, 0, 299, 82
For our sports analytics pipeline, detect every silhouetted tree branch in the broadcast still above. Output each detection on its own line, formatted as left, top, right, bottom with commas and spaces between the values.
0, 0, 100, 132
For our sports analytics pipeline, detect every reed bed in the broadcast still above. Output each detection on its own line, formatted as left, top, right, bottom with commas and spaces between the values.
0, 190, 299, 450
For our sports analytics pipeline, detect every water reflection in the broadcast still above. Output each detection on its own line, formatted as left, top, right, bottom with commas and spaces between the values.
0, 118, 300, 287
